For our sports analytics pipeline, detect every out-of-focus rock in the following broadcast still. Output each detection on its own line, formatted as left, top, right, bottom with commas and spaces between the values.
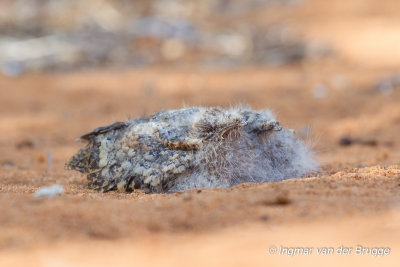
34, 184, 64, 199
249, 26, 314, 66
0, 35, 80, 75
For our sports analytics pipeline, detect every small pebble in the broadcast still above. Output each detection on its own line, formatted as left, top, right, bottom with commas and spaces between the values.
34, 184, 64, 199
339, 137, 353, 146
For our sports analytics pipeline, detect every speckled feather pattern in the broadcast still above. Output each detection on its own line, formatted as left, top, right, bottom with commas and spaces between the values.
66, 107, 318, 193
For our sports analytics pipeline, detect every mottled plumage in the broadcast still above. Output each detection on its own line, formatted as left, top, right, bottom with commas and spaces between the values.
66, 107, 317, 193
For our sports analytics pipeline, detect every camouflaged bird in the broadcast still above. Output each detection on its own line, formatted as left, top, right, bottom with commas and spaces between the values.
66, 107, 317, 193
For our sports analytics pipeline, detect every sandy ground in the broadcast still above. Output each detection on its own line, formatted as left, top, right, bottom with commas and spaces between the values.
1, 0, 400, 266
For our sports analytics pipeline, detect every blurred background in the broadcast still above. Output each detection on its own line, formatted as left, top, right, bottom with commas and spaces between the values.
0, 0, 399, 73
0, 1, 400, 265
0, 0, 325, 75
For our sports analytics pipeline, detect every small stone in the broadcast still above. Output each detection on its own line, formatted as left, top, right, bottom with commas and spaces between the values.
258, 194, 291, 206
275, 195, 291, 205
339, 137, 353, 146
34, 185, 64, 199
